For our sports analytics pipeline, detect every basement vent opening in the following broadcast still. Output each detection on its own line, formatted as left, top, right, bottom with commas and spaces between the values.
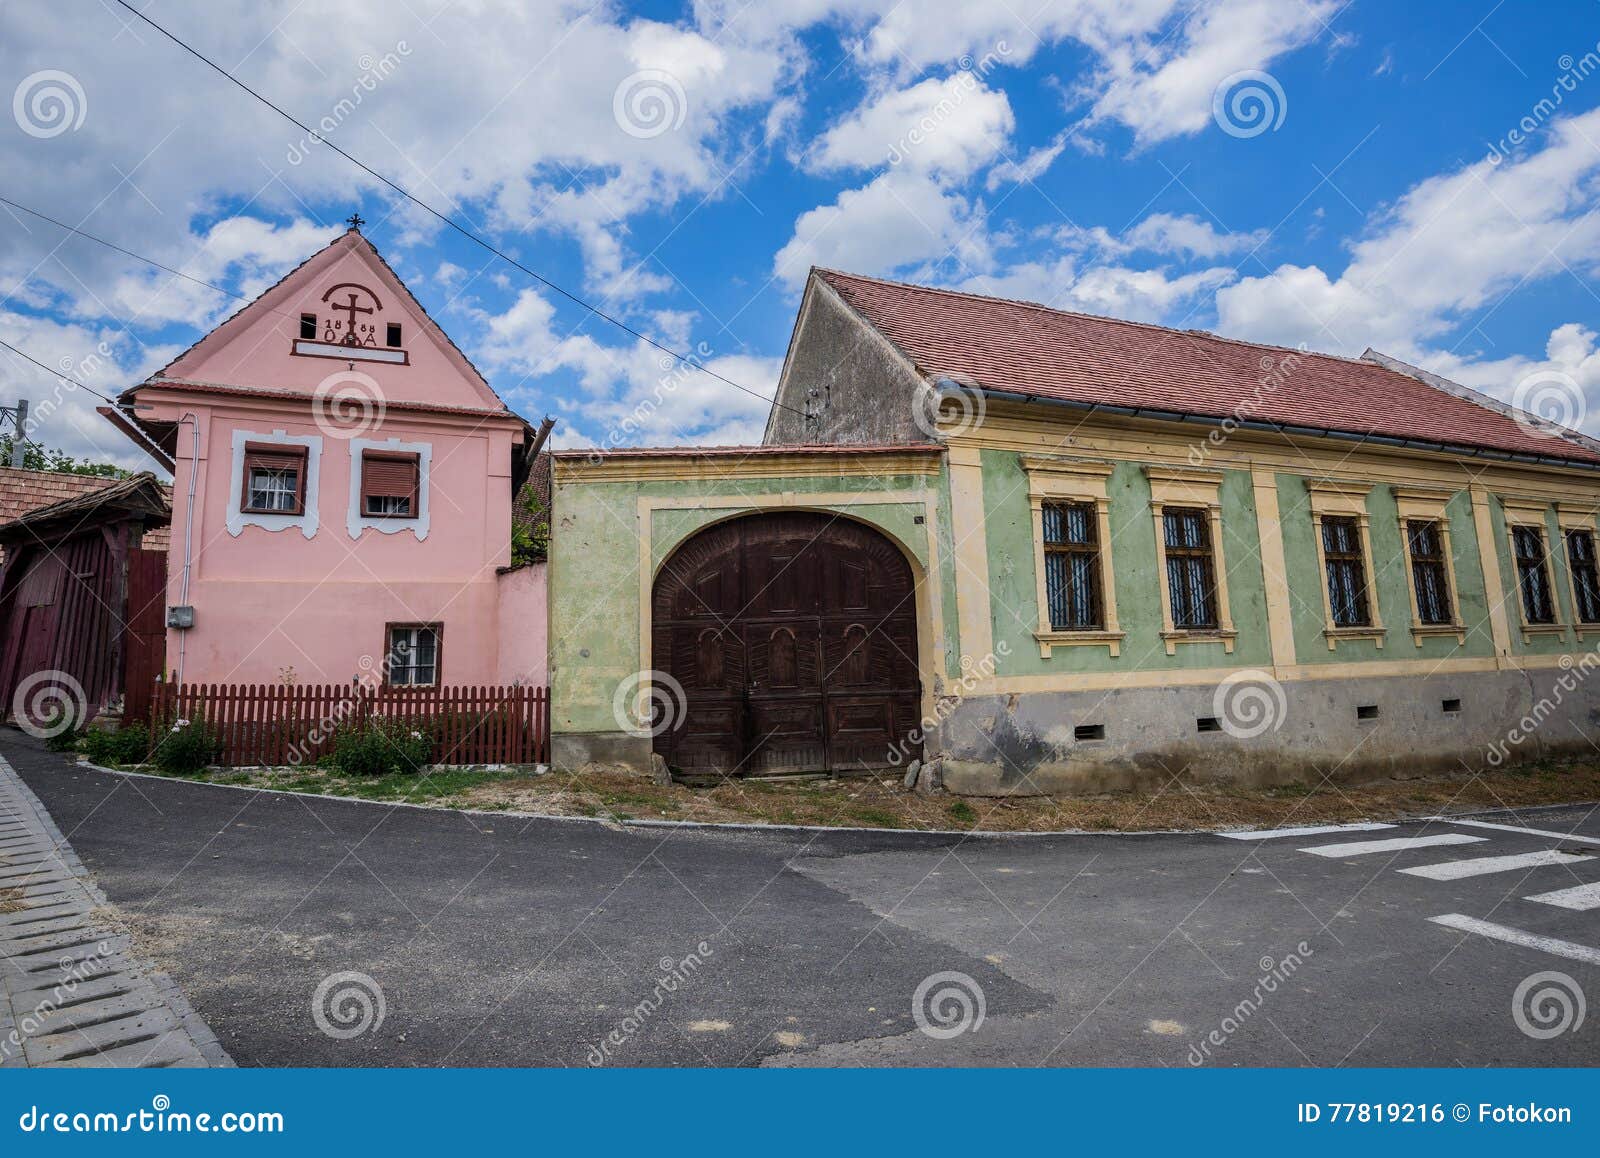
1196, 716, 1222, 733
1356, 704, 1380, 721
1074, 724, 1105, 742
1442, 698, 1462, 714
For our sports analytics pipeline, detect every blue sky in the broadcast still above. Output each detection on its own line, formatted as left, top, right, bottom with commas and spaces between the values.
2, 0, 1598, 470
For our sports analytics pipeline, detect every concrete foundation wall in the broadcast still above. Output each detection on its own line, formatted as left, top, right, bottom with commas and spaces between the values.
937, 668, 1600, 795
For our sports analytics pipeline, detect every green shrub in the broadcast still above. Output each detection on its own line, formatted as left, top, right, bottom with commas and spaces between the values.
151, 714, 224, 776
42, 711, 82, 752
80, 722, 152, 766
325, 716, 432, 777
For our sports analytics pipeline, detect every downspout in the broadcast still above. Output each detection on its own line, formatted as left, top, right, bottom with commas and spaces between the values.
175, 412, 198, 687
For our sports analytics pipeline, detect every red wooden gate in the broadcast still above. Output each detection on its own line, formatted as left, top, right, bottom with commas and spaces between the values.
122, 548, 167, 727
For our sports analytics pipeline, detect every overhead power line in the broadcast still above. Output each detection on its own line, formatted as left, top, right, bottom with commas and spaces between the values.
0, 335, 118, 406
111, 0, 800, 419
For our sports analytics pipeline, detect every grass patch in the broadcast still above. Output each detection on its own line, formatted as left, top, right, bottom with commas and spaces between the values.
74, 753, 1600, 834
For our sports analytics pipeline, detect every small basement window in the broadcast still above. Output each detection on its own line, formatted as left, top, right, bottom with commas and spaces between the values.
386, 322, 403, 347
1442, 698, 1462, 714
1196, 716, 1222, 733
1356, 704, 1380, 721
1074, 723, 1105, 741
300, 313, 318, 339
241, 443, 308, 515
385, 623, 440, 686
361, 451, 420, 518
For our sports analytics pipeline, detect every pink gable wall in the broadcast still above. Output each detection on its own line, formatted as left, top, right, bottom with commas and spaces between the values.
127, 228, 542, 693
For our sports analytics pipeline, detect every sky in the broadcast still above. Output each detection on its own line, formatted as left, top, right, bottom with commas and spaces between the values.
1, 0, 1599, 472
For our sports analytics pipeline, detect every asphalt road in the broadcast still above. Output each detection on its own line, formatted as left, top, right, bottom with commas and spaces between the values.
4, 730, 1597, 1067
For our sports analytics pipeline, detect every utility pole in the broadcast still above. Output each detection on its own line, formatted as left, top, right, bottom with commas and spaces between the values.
7, 399, 28, 467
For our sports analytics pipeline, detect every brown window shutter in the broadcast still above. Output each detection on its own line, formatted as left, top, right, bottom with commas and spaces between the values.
361, 452, 420, 516
241, 443, 309, 515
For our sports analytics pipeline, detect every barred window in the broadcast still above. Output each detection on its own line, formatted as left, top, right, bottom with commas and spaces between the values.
1321, 516, 1371, 628
1163, 507, 1219, 630
1042, 502, 1102, 630
1406, 519, 1452, 626
1512, 524, 1556, 625
1567, 529, 1600, 624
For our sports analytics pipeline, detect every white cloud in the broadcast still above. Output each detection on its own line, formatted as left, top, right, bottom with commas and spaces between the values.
957, 257, 1235, 322
773, 169, 992, 289
1216, 108, 1600, 355
808, 73, 1014, 179
1124, 212, 1266, 258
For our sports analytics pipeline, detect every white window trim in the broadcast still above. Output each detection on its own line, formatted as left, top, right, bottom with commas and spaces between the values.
1022, 455, 1123, 657
1393, 486, 1465, 646
348, 437, 431, 541
1146, 466, 1236, 655
1306, 480, 1384, 650
227, 429, 321, 539
1500, 495, 1567, 643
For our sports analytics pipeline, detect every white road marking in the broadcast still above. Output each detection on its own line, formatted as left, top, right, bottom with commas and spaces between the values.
1299, 833, 1486, 858
1398, 850, 1595, 880
1427, 914, 1600, 965
1219, 822, 1396, 841
1524, 881, 1600, 912
1437, 818, 1600, 847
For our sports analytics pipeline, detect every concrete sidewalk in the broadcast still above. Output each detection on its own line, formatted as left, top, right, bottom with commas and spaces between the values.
0, 752, 230, 1068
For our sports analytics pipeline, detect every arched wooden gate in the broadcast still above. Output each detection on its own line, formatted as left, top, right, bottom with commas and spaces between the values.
651, 512, 921, 777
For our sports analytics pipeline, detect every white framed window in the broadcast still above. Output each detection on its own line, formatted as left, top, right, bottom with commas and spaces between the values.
347, 437, 431, 540
227, 429, 322, 539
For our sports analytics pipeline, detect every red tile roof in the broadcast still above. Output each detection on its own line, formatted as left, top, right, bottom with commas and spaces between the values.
815, 269, 1600, 466
0, 468, 171, 565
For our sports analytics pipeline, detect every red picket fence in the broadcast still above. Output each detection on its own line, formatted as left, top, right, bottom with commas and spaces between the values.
147, 682, 549, 767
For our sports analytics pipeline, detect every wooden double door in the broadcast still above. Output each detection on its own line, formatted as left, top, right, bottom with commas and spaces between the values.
651, 513, 921, 776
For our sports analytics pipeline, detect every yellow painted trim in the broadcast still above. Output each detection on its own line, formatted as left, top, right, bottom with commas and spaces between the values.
967, 650, 1584, 696
1498, 498, 1569, 644
1145, 466, 1235, 654
554, 449, 943, 483
1470, 485, 1514, 657
1394, 503, 1467, 646
947, 443, 996, 671
1023, 456, 1120, 656
1250, 469, 1296, 670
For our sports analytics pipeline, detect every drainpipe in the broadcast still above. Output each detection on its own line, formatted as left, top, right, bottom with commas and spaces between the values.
175, 412, 198, 686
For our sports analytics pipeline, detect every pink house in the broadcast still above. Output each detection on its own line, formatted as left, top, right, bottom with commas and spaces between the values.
100, 220, 549, 693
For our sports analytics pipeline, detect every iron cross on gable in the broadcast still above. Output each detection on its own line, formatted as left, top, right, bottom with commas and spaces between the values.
331, 291, 372, 332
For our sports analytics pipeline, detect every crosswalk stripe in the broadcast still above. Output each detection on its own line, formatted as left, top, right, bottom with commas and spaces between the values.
1437, 818, 1600, 847
1427, 914, 1600, 965
1299, 833, 1486, 858
1219, 822, 1396, 841
1523, 881, 1600, 911
1398, 850, 1595, 880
